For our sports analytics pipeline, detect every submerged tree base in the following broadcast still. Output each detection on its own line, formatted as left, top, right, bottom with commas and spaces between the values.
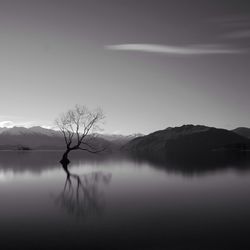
60, 156, 71, 175
60, 158, 70, 165
60, 150, 71, 165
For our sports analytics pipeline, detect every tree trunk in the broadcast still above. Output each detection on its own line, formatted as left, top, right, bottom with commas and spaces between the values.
60, 149, 71, 174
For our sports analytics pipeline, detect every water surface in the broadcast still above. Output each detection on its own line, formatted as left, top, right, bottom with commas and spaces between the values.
1, 151, 250, 249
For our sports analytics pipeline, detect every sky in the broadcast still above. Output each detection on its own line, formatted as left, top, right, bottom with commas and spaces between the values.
0, 0, 250, 134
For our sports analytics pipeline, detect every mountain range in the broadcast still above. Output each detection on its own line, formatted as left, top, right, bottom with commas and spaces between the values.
0, 125, 249, 153
0, 126, 140, 151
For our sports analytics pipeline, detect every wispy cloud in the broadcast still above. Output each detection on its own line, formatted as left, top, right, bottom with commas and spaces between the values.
209, 16, 250, 28
106, 44, 243, 55
0, 121, 15, 128
0, 120, 53, 129
209, 15, 250, 40
0, 120, 37, 128
223, 30, 250, 39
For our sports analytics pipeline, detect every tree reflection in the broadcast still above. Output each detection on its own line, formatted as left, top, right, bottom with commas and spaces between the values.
55, 162, 112, 218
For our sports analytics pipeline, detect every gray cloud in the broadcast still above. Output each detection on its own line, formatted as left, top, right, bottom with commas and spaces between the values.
106, 44, 243, 55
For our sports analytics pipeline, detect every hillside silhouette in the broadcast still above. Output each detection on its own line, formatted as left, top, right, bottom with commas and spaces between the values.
125, 125, 250, 156
233, 127, 250, 139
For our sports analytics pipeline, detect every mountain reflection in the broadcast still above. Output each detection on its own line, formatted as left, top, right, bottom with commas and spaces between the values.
55, 167, 112, 218
130, 151, 250, 176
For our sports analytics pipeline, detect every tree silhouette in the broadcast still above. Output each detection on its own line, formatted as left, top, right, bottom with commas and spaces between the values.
55, 104, 105, 170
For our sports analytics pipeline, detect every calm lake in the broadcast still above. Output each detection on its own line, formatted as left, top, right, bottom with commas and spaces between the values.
1, 151, 250, 249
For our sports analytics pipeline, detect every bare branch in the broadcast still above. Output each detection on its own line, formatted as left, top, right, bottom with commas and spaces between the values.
55, 104, 105, 154
80, 141, 98, 150
78, 147, 106, 154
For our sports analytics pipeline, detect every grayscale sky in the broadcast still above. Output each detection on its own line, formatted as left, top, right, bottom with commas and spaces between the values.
0, 0, 250, 134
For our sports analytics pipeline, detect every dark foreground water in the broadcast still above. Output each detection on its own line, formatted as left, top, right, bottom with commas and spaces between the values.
1, 151, 250, 250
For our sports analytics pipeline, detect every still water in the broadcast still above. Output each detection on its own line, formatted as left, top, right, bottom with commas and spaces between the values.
1, 151, 250, 249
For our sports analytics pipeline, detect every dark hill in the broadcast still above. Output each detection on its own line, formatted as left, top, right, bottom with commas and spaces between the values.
233, 127, 250, 139
125, 125, 250, 156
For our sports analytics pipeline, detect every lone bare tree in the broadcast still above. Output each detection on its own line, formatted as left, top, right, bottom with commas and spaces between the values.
55, 104, 105, 170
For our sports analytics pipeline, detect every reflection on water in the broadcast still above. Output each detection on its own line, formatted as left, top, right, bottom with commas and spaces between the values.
131, 150, 250, 176
0, 150, 119, 173
56, 170, 112, 218
1, 151, 250, 249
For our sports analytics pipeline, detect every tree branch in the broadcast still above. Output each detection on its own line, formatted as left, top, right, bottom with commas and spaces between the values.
78, 147, 106, 154
55, 104, 104, 155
